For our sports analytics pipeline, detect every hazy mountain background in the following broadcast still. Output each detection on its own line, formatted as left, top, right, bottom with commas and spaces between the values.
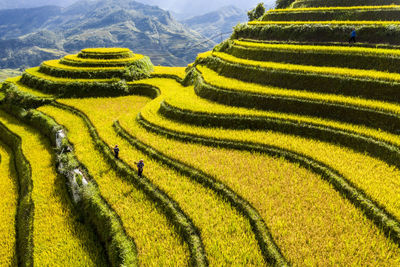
137, 0, 274, 19
0, 0, 274, 72
181, 6, 247, 43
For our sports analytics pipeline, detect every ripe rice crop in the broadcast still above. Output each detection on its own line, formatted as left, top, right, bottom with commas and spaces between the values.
0, 110, 106, 266
42, 60, 124, 71
81, 48, 131, 54
152, 66, 187, 80
196, 65, 400, 116
37, 105, 191, 266
269, 5, 400, 12
60, 87, 400, 264
0, 140, 18, 266
210, 52, 400, 82
54, 97, 266, 266
136, 78, 400, 226
121, 117, 400, 266
233, 40, 400, 57
249, 20, 400, 25
4, 77, 53, 98
64, 54, 144, 63
24, 67, 114, 83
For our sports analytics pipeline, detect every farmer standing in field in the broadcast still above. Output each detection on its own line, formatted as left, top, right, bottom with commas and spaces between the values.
349, 28, 356, 44
135, 159, 144, 177
113, 145, 120, 159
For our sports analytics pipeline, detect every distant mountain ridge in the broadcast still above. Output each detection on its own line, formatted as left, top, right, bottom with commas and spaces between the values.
0, 0, 214, 68
181, 6, 247, 43
0, 0, 77, 9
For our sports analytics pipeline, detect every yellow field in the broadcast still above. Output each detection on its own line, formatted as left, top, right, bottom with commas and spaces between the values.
211, 52, 400, 82
51, 93, 400, 265
233, 40, 400, 57
38, 104, 191, 266
53, 97, 266, 266
135, 78, 400, 224
196, 65, 400, 115
269, 5, 400, 12
0, 140, 17, 266
152, 66, 187, 79
24, 67, 115, 83
81, 48, 131, 54
42, 60, 124, 71
249, 20, 400, 25
5, 77, 53, 98
63, 54, 144, 64
0, 110, 106, 266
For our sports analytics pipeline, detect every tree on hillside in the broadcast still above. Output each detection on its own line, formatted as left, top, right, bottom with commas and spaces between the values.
275, 0, 296, 9
247, 3, 265, 21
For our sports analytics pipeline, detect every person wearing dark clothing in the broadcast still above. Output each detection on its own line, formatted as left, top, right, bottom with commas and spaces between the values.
135, 159, 144, 177
349, 29, 356, 43
113, 145, 119, 159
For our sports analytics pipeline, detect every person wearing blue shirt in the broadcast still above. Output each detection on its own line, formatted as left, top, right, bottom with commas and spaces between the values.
135, 159, 144, 177
349, 29, 356, 43
113, 145, 119, 159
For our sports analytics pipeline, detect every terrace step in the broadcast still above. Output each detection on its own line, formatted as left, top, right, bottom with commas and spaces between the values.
225, 40, 400, 72
263, 5, 400, 21
234, 22, 400, 45
193, 65, 400, 134
291, 0, 400, 8
196, 52, 400, 103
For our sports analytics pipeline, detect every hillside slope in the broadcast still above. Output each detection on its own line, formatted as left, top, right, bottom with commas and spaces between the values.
0, 0, 214, 67
181, 6, 247, 42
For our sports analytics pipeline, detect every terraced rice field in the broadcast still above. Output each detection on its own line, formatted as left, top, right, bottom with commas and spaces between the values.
3, 4, 400, 264
0, 140, 17, 266
0, 110, 107, 266
54, 94, 400, 265
40, 100, 266, 266
38, 105, 190, 266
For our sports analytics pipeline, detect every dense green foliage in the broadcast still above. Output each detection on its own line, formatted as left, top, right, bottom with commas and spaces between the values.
276, 0, 296, 9
247, 3, 266, 21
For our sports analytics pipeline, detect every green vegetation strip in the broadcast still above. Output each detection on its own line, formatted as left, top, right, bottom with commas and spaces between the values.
51, 102, 208, 266
198, 53, 400, 103
270, 5, 400, 12
0, 120, 33, 266
137, 113, 400, 247
232, 23, 400, 45
78, 48, 133, 59
39, 60, 126, 79
2, 82, 53, 109
5, 77, 53, 98
113, 120, 288, 265
60, 54, 144, 67
20, 68, 129, 97
262, 8, 400, 22
227, 40, 400, 72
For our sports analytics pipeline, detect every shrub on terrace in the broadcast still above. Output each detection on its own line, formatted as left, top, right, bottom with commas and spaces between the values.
248, 3, 266, 21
